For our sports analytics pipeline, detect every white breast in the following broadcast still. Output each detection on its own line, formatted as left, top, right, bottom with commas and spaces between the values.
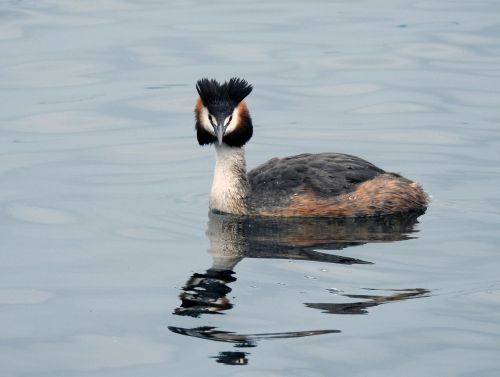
209, 145, 249, 215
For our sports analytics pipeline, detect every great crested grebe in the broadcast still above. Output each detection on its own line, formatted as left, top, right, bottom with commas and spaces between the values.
194, 77, 428, 217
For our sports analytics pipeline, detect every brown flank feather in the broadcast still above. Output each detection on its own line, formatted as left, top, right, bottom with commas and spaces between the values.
256, 174, 429, 217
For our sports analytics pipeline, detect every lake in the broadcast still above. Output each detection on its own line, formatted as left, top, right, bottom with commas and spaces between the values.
1, 0, 499, 376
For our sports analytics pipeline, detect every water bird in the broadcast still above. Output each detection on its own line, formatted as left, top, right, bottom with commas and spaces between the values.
194, 77, 428, 217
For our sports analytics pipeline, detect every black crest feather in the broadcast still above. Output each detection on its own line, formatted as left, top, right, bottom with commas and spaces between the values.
196, 77, 253, 106
226, 77, 253, 103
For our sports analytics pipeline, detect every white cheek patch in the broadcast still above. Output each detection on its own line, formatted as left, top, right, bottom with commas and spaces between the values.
225, 107, 240, 134
200, 106, 215, 135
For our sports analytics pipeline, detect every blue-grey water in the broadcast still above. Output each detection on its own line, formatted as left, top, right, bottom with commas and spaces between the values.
1, 1, 500, 376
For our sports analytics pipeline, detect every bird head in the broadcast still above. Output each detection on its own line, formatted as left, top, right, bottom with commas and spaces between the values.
194, 78, 253, 147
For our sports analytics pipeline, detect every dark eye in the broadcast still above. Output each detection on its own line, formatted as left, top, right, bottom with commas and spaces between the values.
209, 115, 215, 125
226, 116, 232, 126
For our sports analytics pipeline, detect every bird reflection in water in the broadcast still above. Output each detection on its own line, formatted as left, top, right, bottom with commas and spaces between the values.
169, 211, 429, 365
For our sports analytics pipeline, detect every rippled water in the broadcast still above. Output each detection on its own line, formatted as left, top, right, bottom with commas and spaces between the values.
1, 0, 500, 376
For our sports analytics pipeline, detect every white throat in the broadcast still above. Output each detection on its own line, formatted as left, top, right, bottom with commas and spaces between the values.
210, 144, 249, 215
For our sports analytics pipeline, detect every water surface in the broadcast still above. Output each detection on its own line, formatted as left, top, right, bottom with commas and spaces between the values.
1, 0, 500, 376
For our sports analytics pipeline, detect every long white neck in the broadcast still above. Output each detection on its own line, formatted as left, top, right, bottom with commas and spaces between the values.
210, 144, 250, 215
